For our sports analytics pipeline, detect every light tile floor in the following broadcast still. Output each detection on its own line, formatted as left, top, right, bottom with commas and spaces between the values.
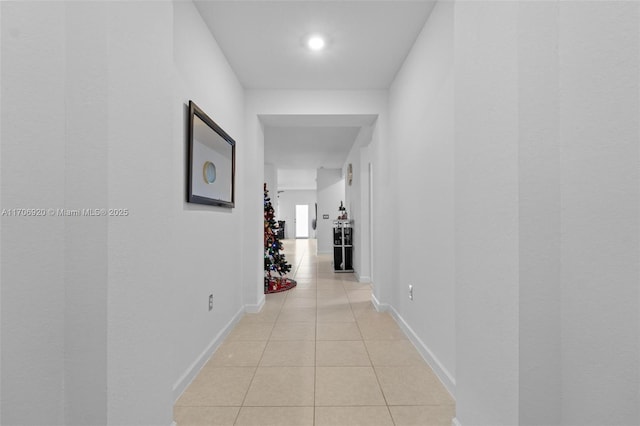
174, 239, 455, 426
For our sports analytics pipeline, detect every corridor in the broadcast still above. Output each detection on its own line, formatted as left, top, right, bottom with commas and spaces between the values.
174, 239, 454, 425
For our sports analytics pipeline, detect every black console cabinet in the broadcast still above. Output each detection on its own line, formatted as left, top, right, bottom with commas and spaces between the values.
333, 220, 353, 272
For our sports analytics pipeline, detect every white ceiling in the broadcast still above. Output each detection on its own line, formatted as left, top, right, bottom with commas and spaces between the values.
265, 126, 360, 168
260, 114, 379, 129
262, 114, 376, 163
194, 1, 436, 90
194, 1, 433, 188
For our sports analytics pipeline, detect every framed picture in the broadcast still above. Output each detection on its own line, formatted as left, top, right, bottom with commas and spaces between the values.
187, 100, 235, 208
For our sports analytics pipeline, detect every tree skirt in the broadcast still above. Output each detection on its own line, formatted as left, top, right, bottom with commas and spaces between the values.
265, 277, 297, 294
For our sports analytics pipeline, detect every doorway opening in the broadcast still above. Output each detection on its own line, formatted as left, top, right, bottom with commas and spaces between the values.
295, 204, 309, 238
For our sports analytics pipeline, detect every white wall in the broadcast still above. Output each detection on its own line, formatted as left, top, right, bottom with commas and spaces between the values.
264, 163, 277, 201
451, 1, 640, 424
242, 104, 266, 312
0, 1, 3, 417
557, 2, 639, 423
1, 2, 247, 424
366, 116, 395, 307
65, 3, 109, 423
277, 190, 316, 239
388, 0, 456, 397
455, 3, 520, 423
172, 0, 246, 405
277, 168, 317, 191
386, 2, 640, 425
517, 2, 561, 424
317, 169, 345, 254
343, 125, 375, 282
106, 4, 175, 423
357, 144, 373, 283
1, 3, 67, 423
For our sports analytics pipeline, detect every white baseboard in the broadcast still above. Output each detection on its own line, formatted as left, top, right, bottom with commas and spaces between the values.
245, 295, 265, 313
172, 305, 244, 402
388, 305, 456, 397
452, 417, 462, 426
171, 422, 177, 426
371, 292, 391, 312
370, 293, 456, 399
355, 272, 371, 283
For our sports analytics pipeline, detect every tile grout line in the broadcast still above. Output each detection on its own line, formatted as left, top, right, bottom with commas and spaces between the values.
231, 240, 423, 425
313, 241, 317, 426
180, 239, 453, 425
360, 321, 397, 426
232, 277, 286, 425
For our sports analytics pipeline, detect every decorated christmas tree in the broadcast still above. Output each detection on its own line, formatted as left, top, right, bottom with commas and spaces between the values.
264, 183, 296, 293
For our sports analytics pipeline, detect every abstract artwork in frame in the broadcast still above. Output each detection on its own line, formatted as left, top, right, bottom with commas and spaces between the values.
187, 100, 235, 208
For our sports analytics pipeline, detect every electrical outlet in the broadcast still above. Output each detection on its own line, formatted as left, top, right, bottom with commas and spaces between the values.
209, 294, 214, 311
409, 285, 413, 301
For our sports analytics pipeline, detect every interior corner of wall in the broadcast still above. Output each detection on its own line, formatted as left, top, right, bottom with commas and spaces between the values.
245, 294, 265, 313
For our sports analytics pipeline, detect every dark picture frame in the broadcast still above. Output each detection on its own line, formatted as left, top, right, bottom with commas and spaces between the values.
187, 100, 236, 208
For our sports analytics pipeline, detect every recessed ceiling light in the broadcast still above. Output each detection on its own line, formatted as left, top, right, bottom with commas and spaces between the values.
307, 35, 326, 51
